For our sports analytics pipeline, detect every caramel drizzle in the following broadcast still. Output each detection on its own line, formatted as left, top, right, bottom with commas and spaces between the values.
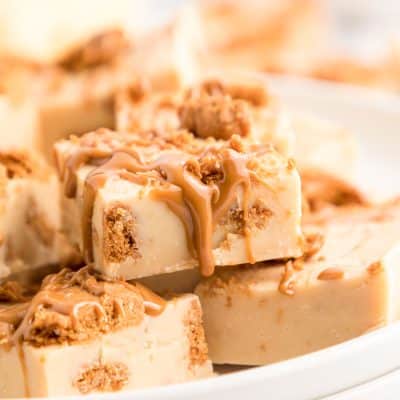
130, 282, 167, 317
11, 287, 106, 343
1, 269, 166, 346
0, 303, 30, 327
18, 343, 29, 398
212, 149, 254, 264
63, 145, 256, 276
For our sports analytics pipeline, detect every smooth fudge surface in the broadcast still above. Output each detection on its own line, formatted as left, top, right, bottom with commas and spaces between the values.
196, 202, 400, 365
55, 129, 302, 279
0, 151, 76, 278
0, 267, 212, 398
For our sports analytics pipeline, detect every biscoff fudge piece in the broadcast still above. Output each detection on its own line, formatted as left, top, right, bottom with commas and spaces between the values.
196, 201, 400, 365
0, 267, 212, 398
116, 78, 359, 184
0, 151, 76, 278
116, 77, 295, 157
54, 128, 302, 280
1, 12, 201, 162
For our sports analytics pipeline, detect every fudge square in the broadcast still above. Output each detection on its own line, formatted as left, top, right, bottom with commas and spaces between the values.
115, 76, 295, 158
0, 267, 213, 398
115, 78, 357, 182
0, 151, 76, 278
195, 201, 400, 365
54, 129, 302, 279
1, 11, 202, 162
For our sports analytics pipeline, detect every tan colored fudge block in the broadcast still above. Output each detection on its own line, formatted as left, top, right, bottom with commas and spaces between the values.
116, 76, 295, 157
0, 151, 76, 278
2, 11, 202, 162
55, 129, 302, 279
196, 202, 400, 365
0, 268, 212, 398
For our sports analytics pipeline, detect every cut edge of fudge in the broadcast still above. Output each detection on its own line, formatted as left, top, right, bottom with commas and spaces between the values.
0, 150, 79, 278
54, 128, 302, 279
195, 201, 400, 365
0, 267, 213, 397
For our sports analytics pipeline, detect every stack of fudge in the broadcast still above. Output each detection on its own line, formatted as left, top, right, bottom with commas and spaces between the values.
1, 16, 400, 400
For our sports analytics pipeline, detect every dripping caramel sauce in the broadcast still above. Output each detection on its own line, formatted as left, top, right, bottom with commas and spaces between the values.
0, 269, 166, 349
0, 269, 166, 395
18, 343, 30, 398
64, 144, 259, 276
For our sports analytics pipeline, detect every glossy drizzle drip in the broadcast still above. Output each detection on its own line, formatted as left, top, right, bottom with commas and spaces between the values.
63, 142, 259, 276
0, 268, 166, 346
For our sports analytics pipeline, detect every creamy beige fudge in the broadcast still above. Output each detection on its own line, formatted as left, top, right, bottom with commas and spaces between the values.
0, 31, 123, 160
54, 129, 302, 279
1, 14, 201, 162
293, 114, 357, 179
0, 151, 76, 278
0, 0, 142, 64
0, 268, 212, 398
116, 77, 295, 157
116, 78, 360, 183
196, 202, 400, 365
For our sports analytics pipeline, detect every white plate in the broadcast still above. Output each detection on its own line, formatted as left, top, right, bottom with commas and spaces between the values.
325, 367, 400, 400
267, 74, 400, 200
40, 77, 400, 400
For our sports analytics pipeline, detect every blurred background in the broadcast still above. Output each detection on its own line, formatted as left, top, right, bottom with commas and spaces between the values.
144, 0, 400, 60
139, 0, 400, 58
0, 0, 399, 94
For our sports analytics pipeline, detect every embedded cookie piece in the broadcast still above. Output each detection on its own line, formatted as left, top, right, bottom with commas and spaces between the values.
116, 77, 295, 157
196, 202, 400, 365
292, 113, 357, 179
0, 151, 76, 278
54, 129, 302, 279
0, 268, 212, 398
